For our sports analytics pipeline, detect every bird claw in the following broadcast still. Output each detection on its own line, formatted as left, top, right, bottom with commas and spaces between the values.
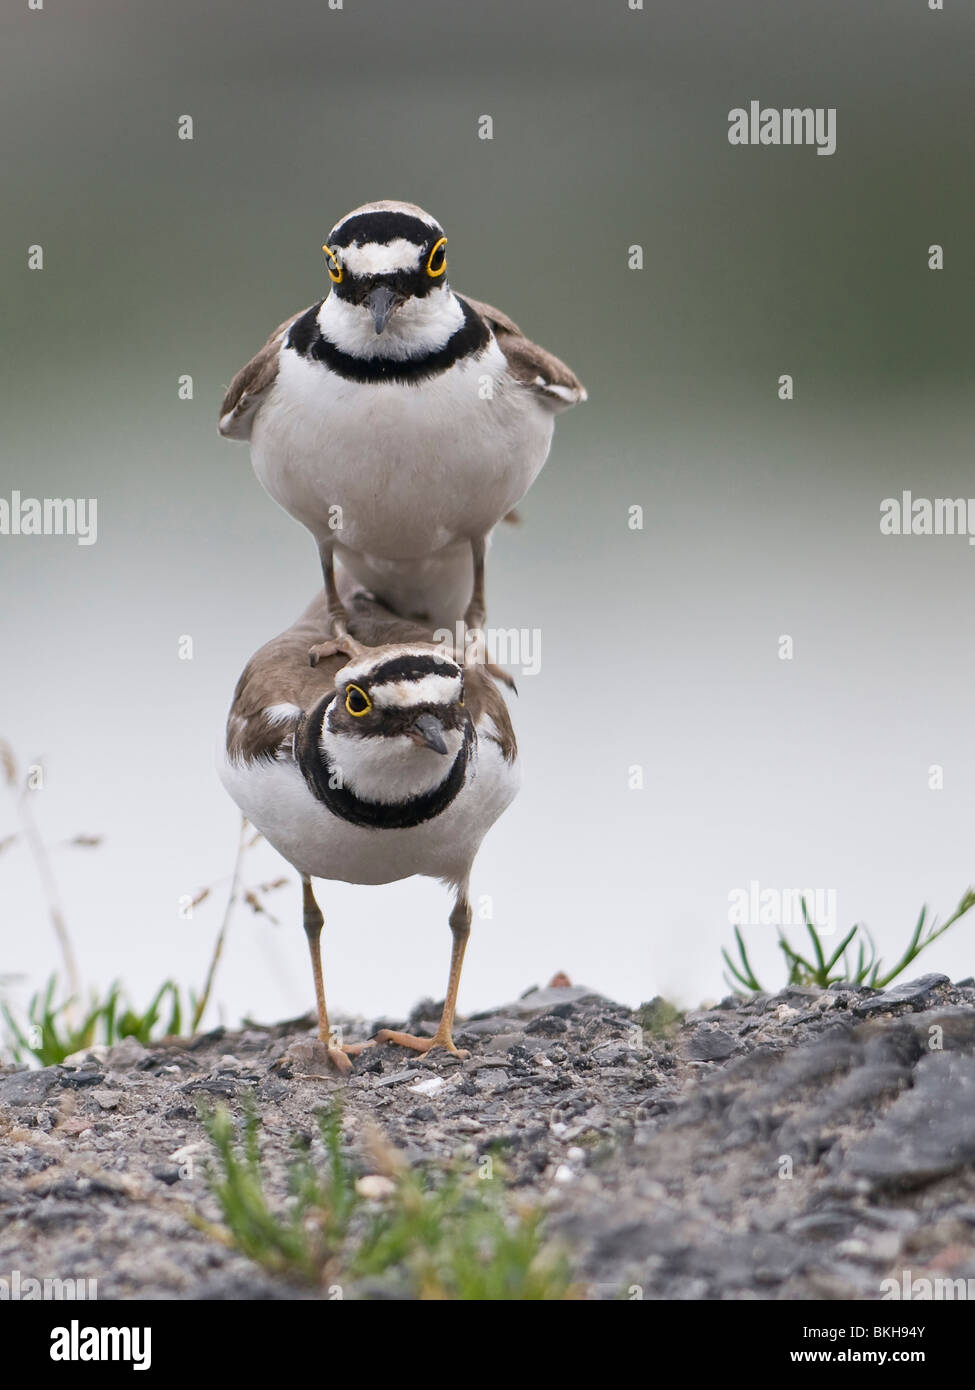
373, 1027, 469, 1059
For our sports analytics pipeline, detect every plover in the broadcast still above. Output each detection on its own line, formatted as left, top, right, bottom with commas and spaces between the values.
219, 590, 520, 1070
218, 199, 585, 661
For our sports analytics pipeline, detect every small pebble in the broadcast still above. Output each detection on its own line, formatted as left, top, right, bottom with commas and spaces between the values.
356, 1175, 396, 1200
408, 1077, 446, 1097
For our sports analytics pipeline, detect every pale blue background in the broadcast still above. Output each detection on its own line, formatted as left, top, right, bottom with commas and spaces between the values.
2, 0, 973, 1033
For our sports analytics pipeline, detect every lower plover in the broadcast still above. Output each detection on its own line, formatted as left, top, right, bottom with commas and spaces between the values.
218, 590, 520, 1070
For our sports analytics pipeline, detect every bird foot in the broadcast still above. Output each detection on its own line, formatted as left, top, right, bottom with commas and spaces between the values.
326, 1045, 354, 1074
374, 1027, 469, 1060
308, 633, 370, 667
319, 1038, 375, 1074
463, 606, 486, 636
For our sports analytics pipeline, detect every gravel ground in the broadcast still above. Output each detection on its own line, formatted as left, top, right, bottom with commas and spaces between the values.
2, 973, 975, 1300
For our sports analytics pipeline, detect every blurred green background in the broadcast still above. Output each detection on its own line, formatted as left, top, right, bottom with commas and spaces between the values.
2, 0, 974, 1024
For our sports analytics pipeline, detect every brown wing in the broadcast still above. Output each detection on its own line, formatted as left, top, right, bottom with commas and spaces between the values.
225, 592, 516, 764
218, 307, 312, 441
225, 594, 335, 763
226, 593, 427, 763
461, 295, 587, 410
463, 665, 518, 763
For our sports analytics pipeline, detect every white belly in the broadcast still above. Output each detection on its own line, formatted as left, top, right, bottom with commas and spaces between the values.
250, 344, 553, 621
218, 734, 520, 889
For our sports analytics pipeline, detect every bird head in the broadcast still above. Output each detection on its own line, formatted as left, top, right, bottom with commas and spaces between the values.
321, 200, 449, 335
318, 646, 471, 805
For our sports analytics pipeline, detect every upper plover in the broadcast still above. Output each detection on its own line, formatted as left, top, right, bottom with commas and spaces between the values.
218, 199, 585, 661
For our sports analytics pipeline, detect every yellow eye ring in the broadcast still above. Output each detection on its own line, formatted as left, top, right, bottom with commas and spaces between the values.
344, 683, 372, 716
344, 683, 372, 717
425, 236, 448, 278
322, 244, 344, 284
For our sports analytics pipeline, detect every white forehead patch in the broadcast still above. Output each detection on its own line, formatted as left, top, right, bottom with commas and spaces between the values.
337, 239, 424, 278
369, 672, 463, 709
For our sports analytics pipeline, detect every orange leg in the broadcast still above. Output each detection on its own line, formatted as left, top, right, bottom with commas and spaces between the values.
309, 543, 369, 667
463, 535, 487, 635
460, 536, 515, 691
302, 876, 370, 1073
376, 892, 472, 1059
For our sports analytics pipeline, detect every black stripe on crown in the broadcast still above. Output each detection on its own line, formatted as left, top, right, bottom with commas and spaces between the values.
286, 296, 491, 386
329, 211, 441, 249
296, 697, 474, 830
364, 653, 461, 687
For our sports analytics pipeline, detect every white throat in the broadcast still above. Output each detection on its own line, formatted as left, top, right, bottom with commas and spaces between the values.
320, 720, 466, 805
318, 286, 464, 361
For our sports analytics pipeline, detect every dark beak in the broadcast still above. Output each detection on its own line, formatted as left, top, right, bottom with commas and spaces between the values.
364, 285, 400, 335
407, 713, 449, 755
